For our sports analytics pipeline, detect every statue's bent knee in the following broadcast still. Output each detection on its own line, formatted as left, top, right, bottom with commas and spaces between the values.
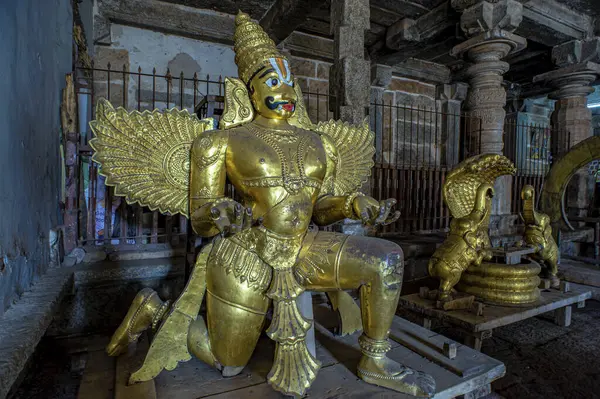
371, 240, 404, 290
206, 248, 270, 368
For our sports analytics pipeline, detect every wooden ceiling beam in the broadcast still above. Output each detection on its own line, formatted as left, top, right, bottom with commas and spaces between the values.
260, 0, 329, 44
369, 2, 460, 66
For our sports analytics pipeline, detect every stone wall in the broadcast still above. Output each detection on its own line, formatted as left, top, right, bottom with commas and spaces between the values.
372, 77, 442, 167
0, 0, 73, 315
289, 55, 332, 122
93, 24, 238, 113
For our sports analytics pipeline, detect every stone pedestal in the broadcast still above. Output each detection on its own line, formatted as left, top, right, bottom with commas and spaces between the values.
534, 61, 600, 216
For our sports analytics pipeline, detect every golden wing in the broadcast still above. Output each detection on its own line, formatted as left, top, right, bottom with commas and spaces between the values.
89, 99, 216, 218
444, 154, 516, 218
313, 119, 375, 196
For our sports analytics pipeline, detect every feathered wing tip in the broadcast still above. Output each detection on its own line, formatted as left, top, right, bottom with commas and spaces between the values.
314, 119, 376, 196
267, 341, 321, 397
443, 154, 516, 218
89, 98, 214, 217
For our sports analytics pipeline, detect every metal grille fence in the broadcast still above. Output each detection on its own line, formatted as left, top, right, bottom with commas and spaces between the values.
71, 64, 484, 248
73, 64, 335, 248
503, 118, 561, 216
369, 100, 482, 235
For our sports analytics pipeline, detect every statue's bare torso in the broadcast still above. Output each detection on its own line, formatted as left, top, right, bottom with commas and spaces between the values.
225, 124, 327, 236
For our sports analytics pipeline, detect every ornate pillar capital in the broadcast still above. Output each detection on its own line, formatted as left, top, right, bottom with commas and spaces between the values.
451, 0, 523, 37
534, 62, 600, 100
451, 30, 526, 155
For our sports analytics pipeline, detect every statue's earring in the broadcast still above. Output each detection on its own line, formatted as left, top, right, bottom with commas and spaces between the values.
220, 77, 255, 129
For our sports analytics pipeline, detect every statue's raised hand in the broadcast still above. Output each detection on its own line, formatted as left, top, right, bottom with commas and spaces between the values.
353, 196, 400, 226
210, 199, 259, 236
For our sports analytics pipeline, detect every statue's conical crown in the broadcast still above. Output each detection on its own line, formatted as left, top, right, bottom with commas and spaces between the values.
234, 11, 287, 84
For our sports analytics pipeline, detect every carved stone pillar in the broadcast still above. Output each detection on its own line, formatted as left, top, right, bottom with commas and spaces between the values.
451, 0, 526, 155
329, 0, 371, 236
329, 0, 370, 125
535, 50, 600, 216
437, 83, 468, 167
451, 0, 527, 221
370, 64, 393, 164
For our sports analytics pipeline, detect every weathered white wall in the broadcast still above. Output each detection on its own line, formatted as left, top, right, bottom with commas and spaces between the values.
0, 0, 72, 315
102, 24, 237, 78
93, 24, 238, 111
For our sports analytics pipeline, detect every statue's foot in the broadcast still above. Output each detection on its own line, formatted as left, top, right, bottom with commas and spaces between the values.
549, 274, 560, 289
106, 288, 167, 356
357, 355, 435, 397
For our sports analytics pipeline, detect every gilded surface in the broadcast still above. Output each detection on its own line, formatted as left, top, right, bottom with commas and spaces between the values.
89, 100, 215, 217
521, 185, 560, 288
94, 11, 434, 398
429, 154, 516, 303
540, 135, 600, 231
428, 183, 495, 302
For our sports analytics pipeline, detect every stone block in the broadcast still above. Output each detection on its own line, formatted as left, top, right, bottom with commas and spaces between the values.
333, 26, 365, 59
93, 48, 130, 80
371, 64, 393, 88
290, 56, 316, 78
308, 79, 329, 95
330, 0, 370, 31
337, 57, 370, 106
581, 37, 600, 63
284, 31, 333, 62
296, 77, 309, 93
552, 40, 583, 68
316, 62, 331, 80
437, 82, 469, 102
389, 78, 436, 97
459, 0, 523, 36
385, 18, 420, 48
395, 92, 437, 110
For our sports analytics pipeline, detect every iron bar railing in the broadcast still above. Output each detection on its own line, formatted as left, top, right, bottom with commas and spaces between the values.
369, 100, 482, 235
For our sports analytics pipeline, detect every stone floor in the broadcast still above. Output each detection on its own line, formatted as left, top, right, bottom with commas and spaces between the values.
9, 300, 600, 399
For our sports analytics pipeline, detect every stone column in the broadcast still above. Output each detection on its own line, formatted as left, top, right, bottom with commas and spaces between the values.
437, 83, 468, 167
534, 39, 600, 217
329, 0, 370, 125
370, 64, 393, 165
451, 0, 527, 228
450, 0, 527, 155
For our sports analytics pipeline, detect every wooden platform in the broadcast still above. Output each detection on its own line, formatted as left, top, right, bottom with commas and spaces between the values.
78, 306, 505, 399
399, 287, 593, 351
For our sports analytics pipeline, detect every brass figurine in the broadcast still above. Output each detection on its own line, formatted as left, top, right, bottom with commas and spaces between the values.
521, 185, 560, 288
90, 12, 435, 398
428, 183, 495, 301
428, 154, 516, 303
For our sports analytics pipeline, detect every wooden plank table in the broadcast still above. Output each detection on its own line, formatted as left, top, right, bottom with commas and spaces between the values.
399, 287, 592, 351
94, 305, 506, 399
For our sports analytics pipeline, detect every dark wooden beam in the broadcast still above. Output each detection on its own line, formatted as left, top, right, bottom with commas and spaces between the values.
369, 2, 459, 66
260, 0, 329, 44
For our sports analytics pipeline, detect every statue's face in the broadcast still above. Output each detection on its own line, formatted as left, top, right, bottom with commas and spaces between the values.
248, 58, 297, 120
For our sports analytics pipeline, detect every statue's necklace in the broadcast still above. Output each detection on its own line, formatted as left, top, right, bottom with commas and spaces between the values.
246, 123, 309, 193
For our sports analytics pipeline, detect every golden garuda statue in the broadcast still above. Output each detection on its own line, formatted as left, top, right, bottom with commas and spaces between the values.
89, 11, 435, 398
521, 185, 559, 288
428, 154, 516, 303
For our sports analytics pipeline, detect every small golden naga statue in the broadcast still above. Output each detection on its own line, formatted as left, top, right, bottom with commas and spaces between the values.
428, 154, 516, 303
520, 185, 560, 288
89, 11, 435, 398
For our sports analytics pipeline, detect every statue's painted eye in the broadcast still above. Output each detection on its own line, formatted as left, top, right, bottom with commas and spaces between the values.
265, 77, 280, 88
